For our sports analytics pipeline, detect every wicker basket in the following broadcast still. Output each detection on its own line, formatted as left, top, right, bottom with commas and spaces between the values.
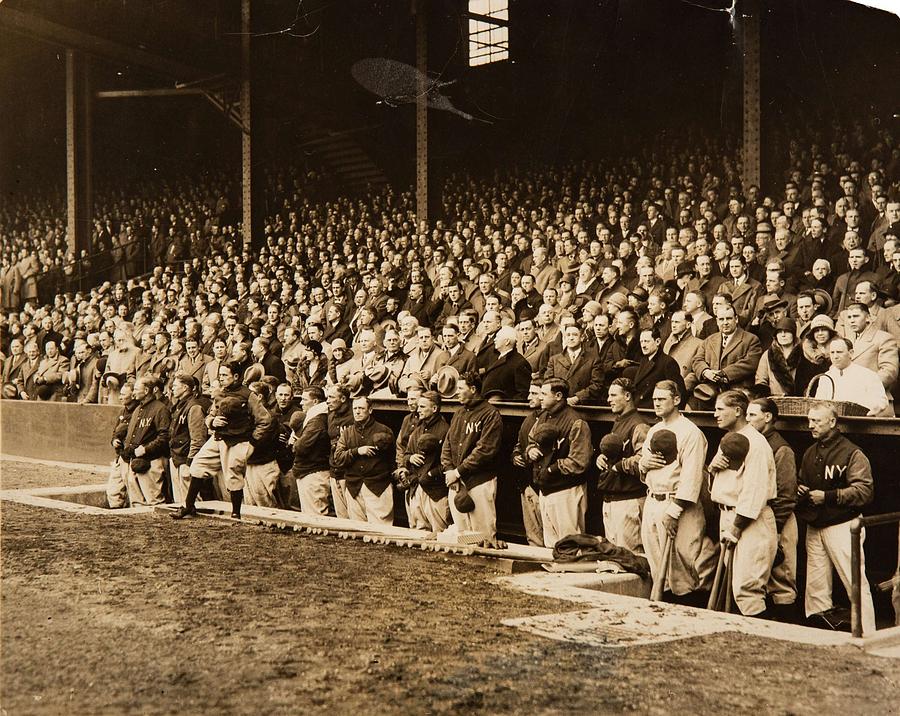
771, 374, 869, 417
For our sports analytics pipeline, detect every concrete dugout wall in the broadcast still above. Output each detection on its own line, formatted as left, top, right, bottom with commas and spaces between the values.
1, 400, 119, 465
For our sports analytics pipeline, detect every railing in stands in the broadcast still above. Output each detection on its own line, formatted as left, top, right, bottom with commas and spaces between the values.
35, 236, 160, 302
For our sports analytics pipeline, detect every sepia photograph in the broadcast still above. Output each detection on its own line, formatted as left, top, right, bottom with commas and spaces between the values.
1, 0, 899, 712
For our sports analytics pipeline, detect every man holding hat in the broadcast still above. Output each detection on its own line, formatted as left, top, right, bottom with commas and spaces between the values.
708, 390, 778, 617
434, 323, 476, 375
169, 374, 210, 504
691, 303, 762, 409
402, 390, 451, 536
441, 371, 503, 545
596, 377, 650, 552
122, 375, 171, 506
639, 379, 717, 601
747, 397, 799, 621
333, 396, 396, 525
523, 379, 593, 547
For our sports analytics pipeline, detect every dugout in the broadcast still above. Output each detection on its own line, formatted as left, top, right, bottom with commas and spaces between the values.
2, 397, 898, 586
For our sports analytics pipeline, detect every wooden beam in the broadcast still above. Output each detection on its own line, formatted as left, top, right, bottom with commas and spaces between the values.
0, 5, 207, 81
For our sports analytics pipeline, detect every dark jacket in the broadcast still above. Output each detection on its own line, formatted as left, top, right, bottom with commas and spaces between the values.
481, 350, 531, 401
405, 413, 450, 501
441, 396, 502, 490
169, 395, 210, 467
629, 350, 686, 408
207, 383, 274, 448
596, 409, 649, 501
111, 399, 140, 457
763, 427, 797, 532
526, 402, 592, 495
797, 429, 873, 528
123, 396, 171, 461
291, 403, 331, 479
333, 416, 395, 496
327, 401, 355, 479
542, 347, 604, 404
511, 408, 542, 492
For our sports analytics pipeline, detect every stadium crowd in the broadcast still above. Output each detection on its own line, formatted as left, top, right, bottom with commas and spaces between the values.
2, 123, 900, 629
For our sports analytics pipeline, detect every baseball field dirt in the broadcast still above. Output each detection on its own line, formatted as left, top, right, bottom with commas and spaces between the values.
2, 459, 898, 714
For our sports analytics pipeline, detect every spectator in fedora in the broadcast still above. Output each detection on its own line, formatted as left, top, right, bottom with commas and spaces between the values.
751, 295, 789, 351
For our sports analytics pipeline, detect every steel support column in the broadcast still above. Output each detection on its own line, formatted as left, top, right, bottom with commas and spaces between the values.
741, 0, 761, 190
414, 0, 428, 227
66, 49, 92, 257
240, 0, 254, 249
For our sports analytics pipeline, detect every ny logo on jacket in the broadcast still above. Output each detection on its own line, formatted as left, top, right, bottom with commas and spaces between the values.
464, 420, 483, 434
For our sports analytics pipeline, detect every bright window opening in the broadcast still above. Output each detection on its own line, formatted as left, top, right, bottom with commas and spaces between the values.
468, 0, 508, 67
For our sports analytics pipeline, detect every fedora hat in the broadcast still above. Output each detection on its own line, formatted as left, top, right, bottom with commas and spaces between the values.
363, 363, 391, 391
760, 295, 788, 313
433, 365, 461, 400
692, 381, 719, 404
345, 372, 366, 397
811, 288, 833, 316
397, 372, 428, 396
